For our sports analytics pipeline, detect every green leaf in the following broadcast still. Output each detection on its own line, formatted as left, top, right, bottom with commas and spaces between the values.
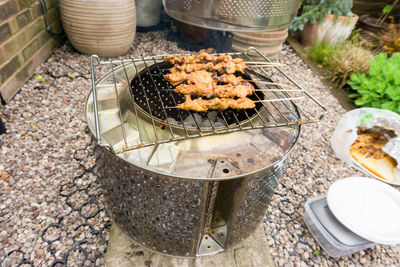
382, 5, 392, 14
34, 75, 45, 83
348, 93, 360, 98
67, 73, 76, 79
387, 86, 400, 100
313, 250, 321, 257
347, 53, 400, 115
381, 101, 396, 111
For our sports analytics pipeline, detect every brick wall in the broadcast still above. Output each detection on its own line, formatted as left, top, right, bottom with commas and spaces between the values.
0, 0, 63, 103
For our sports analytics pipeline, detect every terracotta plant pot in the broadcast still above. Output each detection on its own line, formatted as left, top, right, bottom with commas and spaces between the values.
232, 28, 288, 57
301, 14, 359, 46
60, 0, 136, 57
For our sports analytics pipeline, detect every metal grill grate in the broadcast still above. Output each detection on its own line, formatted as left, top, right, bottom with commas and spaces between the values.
89, 47, 327, 153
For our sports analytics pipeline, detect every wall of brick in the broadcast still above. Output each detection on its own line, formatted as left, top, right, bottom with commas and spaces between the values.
0, 0, 63, 103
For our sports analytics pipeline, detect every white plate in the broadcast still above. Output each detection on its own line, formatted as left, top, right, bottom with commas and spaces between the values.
327, 177, 400, 245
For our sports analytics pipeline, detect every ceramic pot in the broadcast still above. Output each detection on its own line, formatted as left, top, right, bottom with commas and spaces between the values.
135, 0, 162, 27
60, 0, 136, 57
301, 14, 359, 46
232, 29, 288, 57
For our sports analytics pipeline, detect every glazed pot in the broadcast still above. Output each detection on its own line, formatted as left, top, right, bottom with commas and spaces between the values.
60, 0, 136, 57
301, 14, 359, 46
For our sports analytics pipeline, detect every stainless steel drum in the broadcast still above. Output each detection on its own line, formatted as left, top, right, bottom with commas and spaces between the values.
86, 49, 326, 257
163, 0, 301, 31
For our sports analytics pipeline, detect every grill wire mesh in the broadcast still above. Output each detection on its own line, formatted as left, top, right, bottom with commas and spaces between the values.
90, 48, 327, 153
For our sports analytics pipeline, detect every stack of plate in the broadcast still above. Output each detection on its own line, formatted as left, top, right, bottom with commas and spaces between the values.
304, 177, 400, 257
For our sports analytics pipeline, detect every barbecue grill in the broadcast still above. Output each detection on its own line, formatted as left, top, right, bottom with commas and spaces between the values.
86, 47, 327, 256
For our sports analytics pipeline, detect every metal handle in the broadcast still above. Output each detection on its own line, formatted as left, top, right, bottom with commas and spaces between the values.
90, 55, 101, 142
246, 46, 329, 120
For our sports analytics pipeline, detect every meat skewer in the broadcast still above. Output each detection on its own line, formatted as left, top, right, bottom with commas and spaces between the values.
174, 81, 255, 98
166, 53, 239, 65
168, 96, 305, 111
177, 95, 256, 112
169, 61, 246, 74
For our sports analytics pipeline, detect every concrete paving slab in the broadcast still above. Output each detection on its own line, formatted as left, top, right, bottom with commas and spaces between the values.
105, 223, 275, 267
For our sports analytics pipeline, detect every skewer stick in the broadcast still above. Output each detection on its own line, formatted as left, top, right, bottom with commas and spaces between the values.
164, 97, 304, 109
257, 89, 303, 92
244, 61, 282, 65
247, 80, 293, 87
247, 64, 285, 68
254, 97, 304, 103
163, 89, 303, 93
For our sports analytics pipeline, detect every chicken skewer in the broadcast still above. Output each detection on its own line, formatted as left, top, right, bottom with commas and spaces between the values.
164, 71, 293, 88
177, 95, 256, 112
167, 96, 305, 112
165, 53, 282, 67
174, 81, 255, 98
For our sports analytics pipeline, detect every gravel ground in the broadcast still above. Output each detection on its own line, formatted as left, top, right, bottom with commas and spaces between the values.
0, 29, 399, 266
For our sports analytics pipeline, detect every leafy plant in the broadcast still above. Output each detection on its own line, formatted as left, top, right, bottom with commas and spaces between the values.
348, 53, 400, 114
307, 41, 374, 87
380, 23, 400, 56
307, 43, 337, 67
289, 0, 353, 31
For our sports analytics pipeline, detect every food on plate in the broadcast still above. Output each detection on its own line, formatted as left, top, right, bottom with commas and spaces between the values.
177, 95, 255, 112
350, 127, 399, 183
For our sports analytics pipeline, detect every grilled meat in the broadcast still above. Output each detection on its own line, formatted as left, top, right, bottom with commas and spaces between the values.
166, 53, 237, 65
164, 70, 213, 86
214, 74, 243, 85
177, 95, 255, 111
166, 53, 246, 74
213, 82, 255, 98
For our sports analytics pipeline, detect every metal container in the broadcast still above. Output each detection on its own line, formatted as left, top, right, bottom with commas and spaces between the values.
163, 0, 301, 32
86, 49, 326, 256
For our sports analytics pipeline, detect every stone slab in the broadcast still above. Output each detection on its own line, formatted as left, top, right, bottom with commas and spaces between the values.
105, 224, 275, 267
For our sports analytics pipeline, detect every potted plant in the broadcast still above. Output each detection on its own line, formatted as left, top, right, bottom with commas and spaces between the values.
290, 0, 359, 46
358, 0, 399, 34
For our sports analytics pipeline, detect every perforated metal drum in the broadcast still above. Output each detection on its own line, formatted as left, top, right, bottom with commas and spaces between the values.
163, 0, 301, 31
86, 49, 326, 257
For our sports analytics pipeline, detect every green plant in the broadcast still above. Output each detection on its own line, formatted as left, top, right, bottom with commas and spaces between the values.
348, 53, 400, 114
307, 43, 337, 67
381, 23, 400, 56
307, 41, 373, 87
378, 0, 399, 24
289, 0, 353, 31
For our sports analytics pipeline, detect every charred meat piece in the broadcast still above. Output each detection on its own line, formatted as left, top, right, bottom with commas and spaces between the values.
177, 96, 255, 111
